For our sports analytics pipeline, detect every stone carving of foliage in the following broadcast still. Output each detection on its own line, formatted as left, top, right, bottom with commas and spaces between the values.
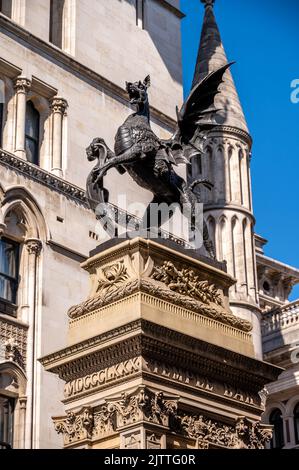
153, 261, 223, 306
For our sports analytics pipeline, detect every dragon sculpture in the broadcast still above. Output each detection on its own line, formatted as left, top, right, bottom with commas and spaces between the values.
86, 63, 232, 258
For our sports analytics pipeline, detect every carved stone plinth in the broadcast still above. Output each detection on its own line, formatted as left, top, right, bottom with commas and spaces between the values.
41, 238, 281, 449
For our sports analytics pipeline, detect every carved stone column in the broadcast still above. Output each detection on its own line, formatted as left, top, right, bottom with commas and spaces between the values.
14, 77, 31, 160
0, 210, 6, 237
23, 238, 42, 449
50, 97, 68, 177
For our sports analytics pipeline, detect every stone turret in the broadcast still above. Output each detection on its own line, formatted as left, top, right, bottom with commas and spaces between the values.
189, 0, 261, 357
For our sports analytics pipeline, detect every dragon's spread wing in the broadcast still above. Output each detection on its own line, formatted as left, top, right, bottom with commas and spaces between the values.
162, 63, 234, 164
178, 62, 234, 141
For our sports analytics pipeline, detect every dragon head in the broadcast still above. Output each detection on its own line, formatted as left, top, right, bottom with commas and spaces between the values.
86, 137, 107, 162
125, 75, 151, 113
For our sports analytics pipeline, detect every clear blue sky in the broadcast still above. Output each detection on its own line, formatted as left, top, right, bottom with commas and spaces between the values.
181, 0, 299, 301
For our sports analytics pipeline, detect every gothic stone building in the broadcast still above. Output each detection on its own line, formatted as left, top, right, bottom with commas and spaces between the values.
0, 0, 298, 449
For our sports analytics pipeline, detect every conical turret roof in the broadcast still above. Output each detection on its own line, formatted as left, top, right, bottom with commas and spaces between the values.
193, 0, 249, 134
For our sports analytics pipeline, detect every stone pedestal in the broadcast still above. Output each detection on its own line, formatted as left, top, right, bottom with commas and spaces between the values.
41, 237, 281, 449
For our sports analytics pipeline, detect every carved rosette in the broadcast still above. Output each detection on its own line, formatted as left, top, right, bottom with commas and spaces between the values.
25, 238, 43, 256
50, 97, 68, 115
14, 77, 31, 94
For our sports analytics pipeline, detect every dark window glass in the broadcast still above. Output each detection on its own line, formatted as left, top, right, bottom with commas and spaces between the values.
0, 0, 12, 18
294, 403, 299, 444
25, 101, 40, 165
0, 237, 19, 305
0, 395, 15, 449
269, 408, 284, 449
0, 79, 4, 147
0, 103, 3, 148
49, 0, 65, 48
136, 0, 145, 29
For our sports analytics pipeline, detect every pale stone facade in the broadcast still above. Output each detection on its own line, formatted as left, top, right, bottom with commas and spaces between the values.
0, 0, 298, 449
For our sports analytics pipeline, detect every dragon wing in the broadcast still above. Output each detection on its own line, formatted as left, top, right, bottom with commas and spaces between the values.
162, 62, 234, 164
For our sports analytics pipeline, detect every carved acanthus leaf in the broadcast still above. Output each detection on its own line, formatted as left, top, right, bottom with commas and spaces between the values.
106, 387, 178, 429
178, 414, 272, 449
96, 261, 129, 296
152, 261, 223, 306
54, 407, 94, 445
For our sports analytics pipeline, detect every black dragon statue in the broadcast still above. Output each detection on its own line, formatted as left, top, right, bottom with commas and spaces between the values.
86, 63, 232, 258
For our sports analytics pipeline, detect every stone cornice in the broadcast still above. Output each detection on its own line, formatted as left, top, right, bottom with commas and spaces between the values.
206, 125, 252, 148
0, 151, 190, 250
0, 149, 87, 204
0, 15, 177, 132
154, 0, 185, 19
203, 204, 255, 224
40, 319, 281, 390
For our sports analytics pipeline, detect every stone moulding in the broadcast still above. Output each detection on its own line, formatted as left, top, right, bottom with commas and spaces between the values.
0, 149, 86, 203
66, 237, 251, 336
40, 319, 278, 402
53, 386, 272, 449
0, 152, 189, 249
68, 285, 252, 334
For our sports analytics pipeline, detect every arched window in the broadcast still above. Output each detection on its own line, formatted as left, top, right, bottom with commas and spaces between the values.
294, 403, 299, 444
239, 149, 244, 205
269, 408, 284, 449
0, 364, 27, 449
0, 0, 12, 18
25, 101, 40, 165
136, 0, 145, 29
0, 394, 15, 449
49, 0, 65, 48
0, 237, 19, 310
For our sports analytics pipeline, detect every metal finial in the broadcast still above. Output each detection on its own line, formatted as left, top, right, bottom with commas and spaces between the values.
201, 0, 215, 8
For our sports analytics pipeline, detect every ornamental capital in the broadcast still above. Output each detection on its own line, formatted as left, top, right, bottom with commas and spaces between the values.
25, 238, 43, 256
50, 96, 68, 114
14, 76, 31, 93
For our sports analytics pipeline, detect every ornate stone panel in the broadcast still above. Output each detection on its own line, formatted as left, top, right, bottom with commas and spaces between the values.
0, 317, 28, 369
53, 387, 272, 449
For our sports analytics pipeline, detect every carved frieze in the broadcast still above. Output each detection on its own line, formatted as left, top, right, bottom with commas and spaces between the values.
67, 250, 251, 332
178, 414, 272, 449
152, 261, 223, 306
64, 357, 141, 398
106, 387, 178, 429
54, 389, 271, 449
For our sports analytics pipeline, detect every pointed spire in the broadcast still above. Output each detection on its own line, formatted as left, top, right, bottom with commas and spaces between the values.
193, 0, 249, 134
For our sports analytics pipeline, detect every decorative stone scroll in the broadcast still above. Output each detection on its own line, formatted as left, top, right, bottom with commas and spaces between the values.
54, 407, 94, 446
178, 414, 272, 449
106, 387, 178, 429
54, 388, 272, 449
96, 261, 129, 296
54, 387, 178, 445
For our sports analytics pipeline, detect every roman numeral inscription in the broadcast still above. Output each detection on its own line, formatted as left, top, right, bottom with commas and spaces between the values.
64, 357, 141, 397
